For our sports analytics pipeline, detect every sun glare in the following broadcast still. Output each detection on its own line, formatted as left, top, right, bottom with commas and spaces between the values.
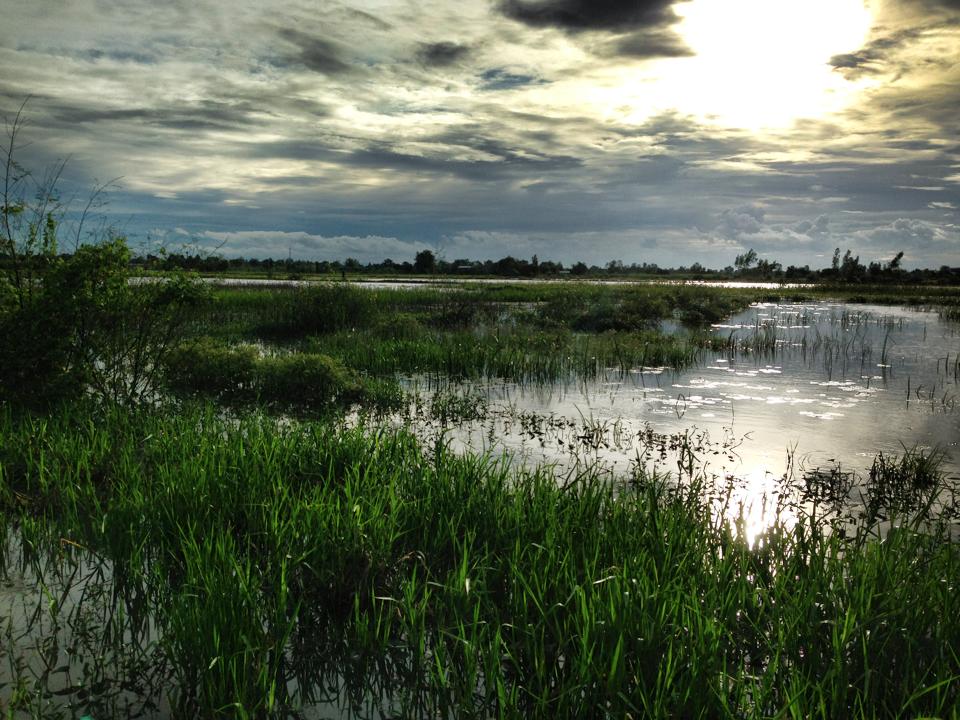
619, 0, 876, 130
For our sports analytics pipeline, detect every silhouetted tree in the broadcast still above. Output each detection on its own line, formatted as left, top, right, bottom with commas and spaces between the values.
414, 249, 436, 274
734, 249, 758, 273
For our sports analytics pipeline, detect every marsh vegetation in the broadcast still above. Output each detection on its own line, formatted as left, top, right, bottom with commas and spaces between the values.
1, 271, 959, 718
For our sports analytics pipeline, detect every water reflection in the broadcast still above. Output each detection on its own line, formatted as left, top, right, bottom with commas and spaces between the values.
397, 301, 960, 540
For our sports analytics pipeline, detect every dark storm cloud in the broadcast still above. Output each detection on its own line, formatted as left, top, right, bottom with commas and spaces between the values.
83, 48, 157, 64
829, 29, 920, 78
276, 28, 352, 75
246, 134, 581, 182
417, 41, 471, 66
922, 0, 960, 12
499, 0, 681, 33
499, 0, 692, 59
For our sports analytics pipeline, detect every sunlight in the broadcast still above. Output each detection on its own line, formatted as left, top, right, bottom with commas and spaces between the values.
613, 0, 877, 130
675, 0, 874, 127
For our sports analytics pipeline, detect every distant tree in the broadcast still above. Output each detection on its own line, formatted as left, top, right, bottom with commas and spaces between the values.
755, 258, 782, 279
414, 249, 436, 274
734, 248, 758, 273
886, 250, 904, 272
839, 249, 864, 281
493, 255, 523, 276
571, 261, 588, 276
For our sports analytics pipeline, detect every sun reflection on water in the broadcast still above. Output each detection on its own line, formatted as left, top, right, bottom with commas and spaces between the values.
717, 467, 799, 548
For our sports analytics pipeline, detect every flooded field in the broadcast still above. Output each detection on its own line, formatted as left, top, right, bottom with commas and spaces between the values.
399, 301, 960, 540
3, 287, 959, 718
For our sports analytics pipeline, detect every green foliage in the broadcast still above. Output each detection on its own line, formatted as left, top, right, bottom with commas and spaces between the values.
0, 237, 206, 408
164, 337, 259, 401
259, 353, 360, 407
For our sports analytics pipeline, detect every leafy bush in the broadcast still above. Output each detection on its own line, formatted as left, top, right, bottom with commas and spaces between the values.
0, 108, 205, 408
163, 340, 404, 412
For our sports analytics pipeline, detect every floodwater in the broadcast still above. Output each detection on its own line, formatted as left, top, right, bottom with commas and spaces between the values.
403, 301, 960, 542
193, 276, 811, 290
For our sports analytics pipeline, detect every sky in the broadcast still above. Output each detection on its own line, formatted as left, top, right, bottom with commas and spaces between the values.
1, 0, 959, 269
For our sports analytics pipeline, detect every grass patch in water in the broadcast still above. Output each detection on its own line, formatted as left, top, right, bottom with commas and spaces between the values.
163, 338, 404, 412
0, 403, 957, 718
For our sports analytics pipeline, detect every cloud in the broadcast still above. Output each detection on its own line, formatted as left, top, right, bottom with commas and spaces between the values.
417, 41, 471, 66
2, 0, 959, 270
716, 205, 766, 239
498, 0, 692, 59
916, 0, 960, 15
498, 0, 682, 33
197, 230, 435, 262
84, 48, 157, 64
829, 28, 921, 79
275, 28, 352, 75
792, 215, 831, 238
600, 31, 693, 59
46, 100, 263, 132
855, 217, 955, 253
703, 203, 960, 269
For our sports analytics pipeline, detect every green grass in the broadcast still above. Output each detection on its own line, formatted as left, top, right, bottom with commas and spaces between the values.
183, 281, 960, 388
163, 337, 404, 412
174, 283, 753, 395
1, 403, 957, 718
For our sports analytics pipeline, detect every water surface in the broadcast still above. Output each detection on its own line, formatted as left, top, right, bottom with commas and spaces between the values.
403, 301, 960, 539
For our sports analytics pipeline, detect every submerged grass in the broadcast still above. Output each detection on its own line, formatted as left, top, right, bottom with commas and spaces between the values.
1, 403, 957, 718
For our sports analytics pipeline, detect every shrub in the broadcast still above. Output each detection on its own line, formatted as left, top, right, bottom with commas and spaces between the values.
1, 107, 204, 408
0, 238, 205, 407
163, 337, 405, 412
259, 353, 361, 408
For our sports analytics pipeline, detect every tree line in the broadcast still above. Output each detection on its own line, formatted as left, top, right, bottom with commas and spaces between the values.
126, 247, 960, 284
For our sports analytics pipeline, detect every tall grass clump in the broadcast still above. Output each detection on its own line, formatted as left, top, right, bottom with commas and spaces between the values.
163, 339, 403, 412
256, 284, 379, 338
1, 403, 957, 718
